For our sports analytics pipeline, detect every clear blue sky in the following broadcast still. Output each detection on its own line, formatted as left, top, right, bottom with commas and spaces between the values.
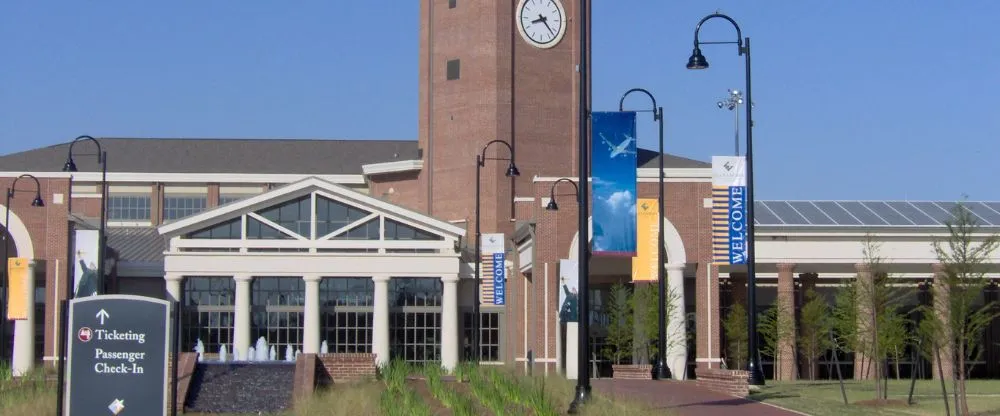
2, 1, 998, 200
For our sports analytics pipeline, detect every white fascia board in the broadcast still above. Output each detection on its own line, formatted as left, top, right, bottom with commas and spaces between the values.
0, 171, 366, 185
361, 159, 423, 176
533, 168, 711, 183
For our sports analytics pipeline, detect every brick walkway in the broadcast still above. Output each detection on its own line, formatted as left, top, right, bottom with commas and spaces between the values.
592, 379, 805, 416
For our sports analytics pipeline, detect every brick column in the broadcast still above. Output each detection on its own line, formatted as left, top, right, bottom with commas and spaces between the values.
854, 263, 874, 380
932, 264, 955, 380
729, 272, 747, 308
776, 263, 797, 381
696, 262, 722, 370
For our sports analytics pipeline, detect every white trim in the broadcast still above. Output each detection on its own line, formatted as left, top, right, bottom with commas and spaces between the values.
158, 176, 465, 237
361, 159, 423, 176
318, 212, 380, 240
108, 221, 153, 227
636, 167, 712, 179
514, 357, 558, 363
0, 205, 36, 258
246, 212, 307, 240
0, 171, 366, 185
514, 197, 535, 202
696, 358, 724, 363
71, 193, 103, 199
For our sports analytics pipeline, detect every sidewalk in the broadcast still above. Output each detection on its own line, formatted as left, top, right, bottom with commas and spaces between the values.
592, 379, 805, 416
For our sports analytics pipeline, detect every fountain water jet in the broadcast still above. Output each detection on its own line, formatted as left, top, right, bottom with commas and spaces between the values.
247, 347, 256, 362
269, 346, 277, 361
320, 340, 329, 354
194, 339, 205, 362
254, 337, 270, 361
219, 344, 228, 362
285, 345, 294, 362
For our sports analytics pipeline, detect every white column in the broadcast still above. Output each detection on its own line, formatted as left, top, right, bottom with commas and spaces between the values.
164, 273, 183, 303
372, 274, 391, 368
302, 274, 322, 354
11, 260, 37, 377
565, 323, 579, 380
666, 263, 688, 380
440, 274, 459, 372
233, 274, 252, 361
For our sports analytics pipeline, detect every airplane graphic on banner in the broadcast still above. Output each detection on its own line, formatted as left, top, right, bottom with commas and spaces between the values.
599, 133, 637, 159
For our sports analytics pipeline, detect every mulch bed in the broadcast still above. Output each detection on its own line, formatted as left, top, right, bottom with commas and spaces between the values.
407, 379, 452, 415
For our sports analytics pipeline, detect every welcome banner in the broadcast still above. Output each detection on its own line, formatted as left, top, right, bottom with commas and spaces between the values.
591, 111, 638, 256
631, 198, 659, 282
479, 233, 506, 305
711, 156, 748, 265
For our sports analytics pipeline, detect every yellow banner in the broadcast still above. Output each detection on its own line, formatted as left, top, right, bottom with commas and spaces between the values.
7, 258, 30, 320
631, 199, 659, 282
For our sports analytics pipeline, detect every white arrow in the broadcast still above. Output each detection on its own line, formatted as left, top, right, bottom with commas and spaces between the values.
96, 309, 110, 325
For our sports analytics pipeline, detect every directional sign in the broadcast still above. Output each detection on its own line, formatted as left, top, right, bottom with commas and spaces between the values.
66, 295, 171, 416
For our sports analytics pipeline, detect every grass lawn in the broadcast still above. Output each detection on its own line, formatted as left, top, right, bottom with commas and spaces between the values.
750, 379, 1000, 416
1, 361, 655, 416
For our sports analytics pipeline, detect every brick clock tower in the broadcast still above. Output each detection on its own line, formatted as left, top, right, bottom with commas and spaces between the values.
417, 0, 588, 233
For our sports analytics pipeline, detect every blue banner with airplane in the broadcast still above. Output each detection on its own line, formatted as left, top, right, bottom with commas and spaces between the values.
590, 111, 638, 256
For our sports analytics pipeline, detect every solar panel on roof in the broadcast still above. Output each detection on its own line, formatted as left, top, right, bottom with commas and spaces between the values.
812, 201, 863, 225
764, 201, 810, 225
966, 202, 1000, 226
861, 201, 915, 226
884, 202, 938, 225
912, 202, 957, 224
787, 201, 837, 225
837, 201, 889, 226
753, 201, 784, 225
986, 202, 1000, 219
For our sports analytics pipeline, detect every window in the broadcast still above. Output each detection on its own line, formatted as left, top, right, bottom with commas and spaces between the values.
182, 277, 236, 355
332, 218, 380, 240
316, 196, 371, 236
462, 310, 502, 362
246, 216, 294, 240
449, 0, 456, 8
385, 218, 443, 241
251, 277, 305, 355
107, 195, 151, 221
218, 195, 247, 205
320, 278, 374, 354
255, 195, 311, 236
187, 218, 242, 239
389, 278, 443, 363
163, 195, 207, 221
446, 59, 460, 80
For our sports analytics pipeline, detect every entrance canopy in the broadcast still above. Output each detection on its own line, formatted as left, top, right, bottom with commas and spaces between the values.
158, 177, 465, 277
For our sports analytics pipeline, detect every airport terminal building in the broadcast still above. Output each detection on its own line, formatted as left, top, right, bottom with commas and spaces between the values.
3, 0, 1000, 380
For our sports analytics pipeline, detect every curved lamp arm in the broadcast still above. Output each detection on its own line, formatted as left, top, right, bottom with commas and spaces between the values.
692, 13, 745, 54
8, 174, 45, 206
477, 139, 516, 166
619, 88, 661, 121
546, 178, 580, 210
64, 135, 106, 171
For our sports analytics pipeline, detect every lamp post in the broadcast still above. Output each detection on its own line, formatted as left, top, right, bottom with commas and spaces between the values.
619, 88, 671, 380
717, 89, 745, 156
569, 0, 591, 411
685, 13, 764, 385
543, 178, 579, 211
63, 135, 109, 293
2, 174, 45, 361
473, 139, 519, 363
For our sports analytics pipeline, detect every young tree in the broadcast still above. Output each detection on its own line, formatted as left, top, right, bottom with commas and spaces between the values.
722, 303, 748, 371
633, 282, 682, 364
879, 307, 910, 380
798, 288, 832, 380
602, 283, 634, 365
928, 201, 999, 415
758, 301, 794, 380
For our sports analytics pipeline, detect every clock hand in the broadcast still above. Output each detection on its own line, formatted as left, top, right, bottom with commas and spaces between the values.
541, 18, 555, 36
531, 15, 545, 24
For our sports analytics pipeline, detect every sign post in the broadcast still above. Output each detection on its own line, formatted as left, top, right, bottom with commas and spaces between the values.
65, 295, 171, 416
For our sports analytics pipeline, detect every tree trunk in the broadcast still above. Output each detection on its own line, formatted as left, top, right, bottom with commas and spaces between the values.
935, 342, 951, 416
958, 345, 969, 416
895, 347, 901, 381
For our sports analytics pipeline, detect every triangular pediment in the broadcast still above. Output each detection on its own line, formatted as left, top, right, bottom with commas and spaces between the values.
158, 177, 464, 241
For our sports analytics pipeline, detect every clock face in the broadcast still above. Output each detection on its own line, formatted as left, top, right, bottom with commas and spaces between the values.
516, 0, 567, 49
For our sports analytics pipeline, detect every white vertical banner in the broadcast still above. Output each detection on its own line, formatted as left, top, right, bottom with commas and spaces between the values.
558, 259, 579, 323
480, 233, 505, 305
711, 156, 749, 265
73, 229, 101, 297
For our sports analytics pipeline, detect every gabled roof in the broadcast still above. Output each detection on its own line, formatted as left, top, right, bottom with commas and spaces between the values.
0, 137, 420, 175
158, 176, 466, 238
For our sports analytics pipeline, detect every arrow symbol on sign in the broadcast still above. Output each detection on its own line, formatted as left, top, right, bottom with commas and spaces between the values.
96, 309, 110, 325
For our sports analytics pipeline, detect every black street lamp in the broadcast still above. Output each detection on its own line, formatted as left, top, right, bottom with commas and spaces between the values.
63, 135, 109, 293
619, 88, 671, 380
544, 178, 579, 211
685, 13, 764, 385
473, 139, 519, 363
569, 0, 591, 411
2, 174, 45, 361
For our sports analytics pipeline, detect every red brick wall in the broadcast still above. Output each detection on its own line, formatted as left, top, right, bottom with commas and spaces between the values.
368, 171, 424, 214
695, 368, 750, 398
314, 353, 377, 385
612, 364, 653, 380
